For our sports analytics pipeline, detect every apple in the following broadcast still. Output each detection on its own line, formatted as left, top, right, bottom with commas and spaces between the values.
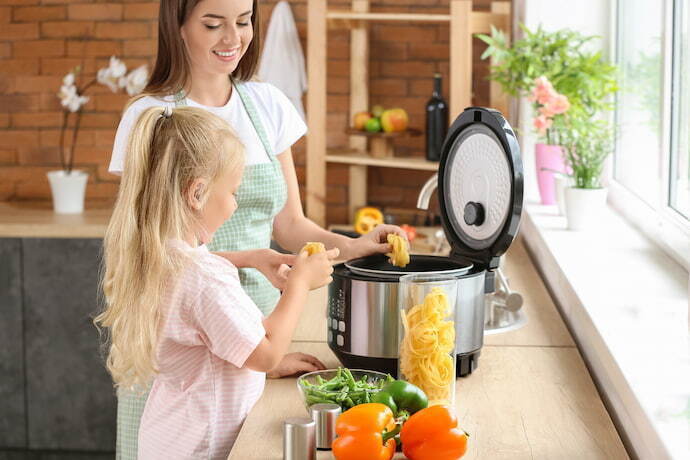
380, 108, 409, 133
365, 117, 382, 132
353, 111, 372, 130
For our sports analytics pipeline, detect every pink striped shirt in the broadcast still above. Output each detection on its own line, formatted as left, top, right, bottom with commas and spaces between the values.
138, 241, 266, 459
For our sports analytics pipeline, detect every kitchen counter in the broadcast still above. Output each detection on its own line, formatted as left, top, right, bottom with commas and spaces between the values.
229, 239, 630, 459
0, 202, 112, 238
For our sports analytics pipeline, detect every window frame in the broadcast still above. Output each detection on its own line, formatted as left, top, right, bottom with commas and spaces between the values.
609, 0, 690, 271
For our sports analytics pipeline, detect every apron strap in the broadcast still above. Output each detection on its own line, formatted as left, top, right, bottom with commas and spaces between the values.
232, 80, 275, 158
173, 90, 187, 107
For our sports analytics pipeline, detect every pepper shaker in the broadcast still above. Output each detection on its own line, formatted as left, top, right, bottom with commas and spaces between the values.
309, 403, 341, 449
283, 417, 316, 460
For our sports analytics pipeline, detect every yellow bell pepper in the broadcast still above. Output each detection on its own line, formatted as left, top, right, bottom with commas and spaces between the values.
354, 207, 384, 235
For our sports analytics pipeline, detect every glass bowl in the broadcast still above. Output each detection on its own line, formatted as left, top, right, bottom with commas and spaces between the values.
296, 368, 392, 412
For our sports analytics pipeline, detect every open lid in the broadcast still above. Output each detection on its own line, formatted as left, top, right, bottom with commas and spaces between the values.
437, 107, 523, 270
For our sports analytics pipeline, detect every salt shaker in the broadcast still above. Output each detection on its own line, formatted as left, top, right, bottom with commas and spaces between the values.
309, 403, 341, 449
283, 417, 316, 460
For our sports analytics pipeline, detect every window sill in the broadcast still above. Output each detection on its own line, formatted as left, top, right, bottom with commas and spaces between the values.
520, 201, 689, 459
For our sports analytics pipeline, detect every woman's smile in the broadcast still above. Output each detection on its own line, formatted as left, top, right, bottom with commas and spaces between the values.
213, 47, 241, 62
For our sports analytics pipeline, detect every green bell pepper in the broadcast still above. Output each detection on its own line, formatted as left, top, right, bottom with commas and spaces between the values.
371, 380, 428, 418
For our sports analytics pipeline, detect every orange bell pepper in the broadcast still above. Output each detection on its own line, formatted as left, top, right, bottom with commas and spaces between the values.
400, 405, 468, 460
332, 403, 397, 460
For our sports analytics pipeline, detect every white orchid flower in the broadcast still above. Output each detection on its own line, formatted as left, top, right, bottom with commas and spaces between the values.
62, 72, 75, 87
119, 65, 148, 96
97, 56, 127, 93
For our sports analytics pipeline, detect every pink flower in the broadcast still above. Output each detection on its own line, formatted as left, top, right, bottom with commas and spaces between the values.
546, 93, 570, 115
532, 76, 556, 105
539, 105, 555, 118
533, 114, 553, 135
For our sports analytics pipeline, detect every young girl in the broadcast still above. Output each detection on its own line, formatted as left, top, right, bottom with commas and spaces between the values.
97, 106, 337, 459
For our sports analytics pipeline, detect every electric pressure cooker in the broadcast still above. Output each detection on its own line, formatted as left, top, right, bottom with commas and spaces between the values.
327, 107, 523, 377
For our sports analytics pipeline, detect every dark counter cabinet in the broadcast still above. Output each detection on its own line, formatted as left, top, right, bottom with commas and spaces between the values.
0, 238, 116, 458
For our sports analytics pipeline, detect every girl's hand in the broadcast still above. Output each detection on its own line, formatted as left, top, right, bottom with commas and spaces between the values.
266, 352, 327, 379
288, 248, 339, 291
254, 249, 296, 291
345, 224, 408, 260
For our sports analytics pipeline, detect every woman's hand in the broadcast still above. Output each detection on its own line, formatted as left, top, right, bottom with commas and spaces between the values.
254, 249, 296, 291
345, 224, 408, 260
266, 352, 327, 379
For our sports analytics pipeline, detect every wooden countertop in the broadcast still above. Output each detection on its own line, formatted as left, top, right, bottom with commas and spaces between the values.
0, 202, 112, 238
229, 239, 629, 459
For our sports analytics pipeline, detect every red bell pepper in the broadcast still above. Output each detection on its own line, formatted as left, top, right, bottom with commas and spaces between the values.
400, 405, 468, 460
332, 403, 397, 460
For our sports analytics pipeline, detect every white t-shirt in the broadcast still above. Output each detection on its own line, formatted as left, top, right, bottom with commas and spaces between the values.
108, 82, 307, 175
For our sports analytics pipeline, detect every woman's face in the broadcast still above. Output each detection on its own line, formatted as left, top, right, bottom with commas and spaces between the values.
180, 0, 254, 78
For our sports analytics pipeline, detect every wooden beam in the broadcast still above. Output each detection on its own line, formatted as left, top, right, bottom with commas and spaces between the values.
489, 2, 511, 117
450, 0, 472, 120
348, 165, 367, 221
306, 0, 327, 226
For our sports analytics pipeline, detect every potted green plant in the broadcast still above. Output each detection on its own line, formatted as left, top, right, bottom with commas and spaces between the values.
560, 119, 614, 230
51, 57, 148, 214
478, 25, 618, 205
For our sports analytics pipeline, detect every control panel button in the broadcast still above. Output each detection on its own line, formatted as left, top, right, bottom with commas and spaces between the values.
336, 334, 344, 346
327, 330, 333, 343
338, 321, 346, 332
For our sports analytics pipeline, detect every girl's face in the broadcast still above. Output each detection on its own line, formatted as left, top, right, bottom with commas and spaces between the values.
180, 0, 254, 78
193, 153, 244, 244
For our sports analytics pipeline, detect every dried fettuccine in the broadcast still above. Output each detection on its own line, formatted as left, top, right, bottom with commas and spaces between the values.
386, 233, 409, 267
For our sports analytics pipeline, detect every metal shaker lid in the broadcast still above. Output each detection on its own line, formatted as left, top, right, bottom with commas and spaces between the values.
437, 107, 523, 269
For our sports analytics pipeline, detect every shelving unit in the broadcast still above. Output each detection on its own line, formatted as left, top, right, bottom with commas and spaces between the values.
306, 0, 511, 226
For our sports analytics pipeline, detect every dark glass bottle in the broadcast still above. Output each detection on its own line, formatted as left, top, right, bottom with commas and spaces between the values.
425, 73, 449, 162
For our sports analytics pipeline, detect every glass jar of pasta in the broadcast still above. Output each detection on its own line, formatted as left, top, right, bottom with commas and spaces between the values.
397, 273, 457, 407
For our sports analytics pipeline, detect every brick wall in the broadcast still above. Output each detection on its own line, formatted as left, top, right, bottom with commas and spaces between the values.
0, 0, 500, 226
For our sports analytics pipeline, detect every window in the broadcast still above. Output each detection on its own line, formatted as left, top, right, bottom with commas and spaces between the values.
671, 0, 689, 219
613, 0, 690, 269
614, 0, 663, 206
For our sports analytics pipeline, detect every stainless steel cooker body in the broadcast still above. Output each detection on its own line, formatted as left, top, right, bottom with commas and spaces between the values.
327, 262, 486, 377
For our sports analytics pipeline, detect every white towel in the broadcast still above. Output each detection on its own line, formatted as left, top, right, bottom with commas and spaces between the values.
258, 1, 307, 121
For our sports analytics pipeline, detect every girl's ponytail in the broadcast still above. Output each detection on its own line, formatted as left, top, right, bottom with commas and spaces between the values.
96, 106, 243, 390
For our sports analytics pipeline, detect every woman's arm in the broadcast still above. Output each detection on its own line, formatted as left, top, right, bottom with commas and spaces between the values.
272, 149, 407, 261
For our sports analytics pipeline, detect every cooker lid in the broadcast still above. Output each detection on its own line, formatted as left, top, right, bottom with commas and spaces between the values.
345, 254, 472, 280
437, 107, 523, 269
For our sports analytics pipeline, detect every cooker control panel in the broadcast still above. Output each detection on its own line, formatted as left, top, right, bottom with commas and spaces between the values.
327, 288, 348, 348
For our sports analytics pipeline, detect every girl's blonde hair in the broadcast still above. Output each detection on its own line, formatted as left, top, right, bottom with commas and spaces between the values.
95, 106, 244, 390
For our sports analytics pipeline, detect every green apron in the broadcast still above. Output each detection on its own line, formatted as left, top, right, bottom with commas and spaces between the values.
116, 81, 287, 459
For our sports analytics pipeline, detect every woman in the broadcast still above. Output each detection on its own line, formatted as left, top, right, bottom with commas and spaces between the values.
108, 0, 405, 458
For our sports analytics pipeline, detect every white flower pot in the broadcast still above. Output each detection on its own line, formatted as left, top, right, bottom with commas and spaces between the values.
564, 187, 608, 231
46, 170, 88, 214
554, 175, 572, 216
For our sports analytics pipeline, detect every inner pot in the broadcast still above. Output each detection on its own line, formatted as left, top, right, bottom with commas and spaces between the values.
344, 254, 473, 279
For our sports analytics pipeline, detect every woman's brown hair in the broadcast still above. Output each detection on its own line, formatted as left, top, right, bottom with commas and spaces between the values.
144, 0, 261, 97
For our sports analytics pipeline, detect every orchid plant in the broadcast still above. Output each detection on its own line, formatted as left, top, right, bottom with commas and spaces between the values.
57, 56, 148, 173
529, 76, 571, 145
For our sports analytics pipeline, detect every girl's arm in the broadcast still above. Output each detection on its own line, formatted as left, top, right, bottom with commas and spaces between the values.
212, 249, 295, 290
244, 249, 337, 372
272, 149, 407, 261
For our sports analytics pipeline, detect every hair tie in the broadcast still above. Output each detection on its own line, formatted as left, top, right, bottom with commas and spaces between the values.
162, 105, 173, 118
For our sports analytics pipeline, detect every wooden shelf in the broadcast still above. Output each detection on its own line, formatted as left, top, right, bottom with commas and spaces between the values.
327, 11, 451, 23
326, 10, 508, 34
326, 150, 439, 171
306, 0, 511, 226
